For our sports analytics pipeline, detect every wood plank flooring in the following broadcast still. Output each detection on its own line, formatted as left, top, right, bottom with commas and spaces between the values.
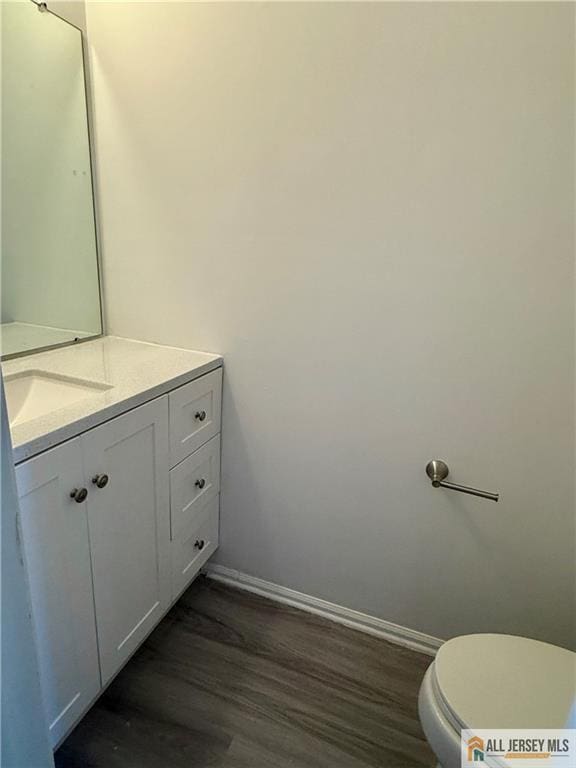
55, 576, 435, 768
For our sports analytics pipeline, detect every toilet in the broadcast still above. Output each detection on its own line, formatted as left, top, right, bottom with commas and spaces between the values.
418, 634, 576, 768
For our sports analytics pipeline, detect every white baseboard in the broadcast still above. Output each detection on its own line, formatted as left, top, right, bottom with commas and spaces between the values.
204, 564, 442, 656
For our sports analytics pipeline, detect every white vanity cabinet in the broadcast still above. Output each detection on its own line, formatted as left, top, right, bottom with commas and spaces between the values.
14, 366, 222, 747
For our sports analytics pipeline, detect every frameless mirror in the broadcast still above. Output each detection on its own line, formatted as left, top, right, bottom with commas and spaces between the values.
1, 1, 102, 359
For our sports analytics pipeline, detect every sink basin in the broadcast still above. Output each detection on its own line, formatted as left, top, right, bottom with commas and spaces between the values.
4, 370, 112, 427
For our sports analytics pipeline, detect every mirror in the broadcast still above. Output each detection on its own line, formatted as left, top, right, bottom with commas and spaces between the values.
1, 1, 102, 359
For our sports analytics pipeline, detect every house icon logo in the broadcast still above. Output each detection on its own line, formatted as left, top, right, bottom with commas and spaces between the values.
467, 736, 485, 762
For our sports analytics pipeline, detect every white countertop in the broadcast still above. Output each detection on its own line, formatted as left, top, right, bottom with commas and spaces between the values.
3, 336, 222, 463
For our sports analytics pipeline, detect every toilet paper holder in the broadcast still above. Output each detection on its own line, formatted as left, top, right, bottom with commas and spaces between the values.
425, 460, 499, 502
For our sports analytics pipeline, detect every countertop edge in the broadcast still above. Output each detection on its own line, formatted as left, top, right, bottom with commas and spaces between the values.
12, 357, 223, 465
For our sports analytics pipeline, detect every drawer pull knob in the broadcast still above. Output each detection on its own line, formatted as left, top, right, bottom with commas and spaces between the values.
195, 478, 206, 490
92, 474, 109, 489
195, 410, 207, 422
70, 487, 88, 503
194, 539, 206, 550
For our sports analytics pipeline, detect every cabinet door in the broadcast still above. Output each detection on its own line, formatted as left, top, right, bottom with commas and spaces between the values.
169, 368, 222, 467
15, 439, 101, 748
82, 397, 170, 685
170, 434, 220, 542
172, 494, 220, 600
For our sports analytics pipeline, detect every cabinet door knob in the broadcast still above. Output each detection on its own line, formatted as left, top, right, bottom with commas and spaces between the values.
194, 539, 205, 550
195, 478, 206, 490
92, 474, 109, 489
70, 488, 88, 503
195, 410, 207, 422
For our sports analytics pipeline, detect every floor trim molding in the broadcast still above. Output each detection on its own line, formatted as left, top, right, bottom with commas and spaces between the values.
205, 564, 442, 656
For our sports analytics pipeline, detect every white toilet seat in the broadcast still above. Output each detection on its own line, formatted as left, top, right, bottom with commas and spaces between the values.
419, 664, 462, 768
418, 634, 576, 768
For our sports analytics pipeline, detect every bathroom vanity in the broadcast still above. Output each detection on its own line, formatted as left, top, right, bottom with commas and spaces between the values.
2, 2, 224, 750
3, 337, 223, 747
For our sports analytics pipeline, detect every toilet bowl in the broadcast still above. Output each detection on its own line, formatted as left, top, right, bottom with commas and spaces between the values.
418, 634, 576, 768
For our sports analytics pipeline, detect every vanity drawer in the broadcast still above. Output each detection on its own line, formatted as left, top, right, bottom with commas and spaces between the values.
169, 368, 222, 467
170, 434, 220, 542
172, 495, 219, 600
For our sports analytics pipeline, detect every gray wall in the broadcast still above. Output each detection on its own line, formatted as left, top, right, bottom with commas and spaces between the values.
88, 2, 575, 648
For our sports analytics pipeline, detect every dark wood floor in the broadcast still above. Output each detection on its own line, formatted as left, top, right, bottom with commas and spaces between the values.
55, 577, 435, 768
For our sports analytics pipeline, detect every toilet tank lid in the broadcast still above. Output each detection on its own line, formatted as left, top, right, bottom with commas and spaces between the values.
434, 634, 576, 730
